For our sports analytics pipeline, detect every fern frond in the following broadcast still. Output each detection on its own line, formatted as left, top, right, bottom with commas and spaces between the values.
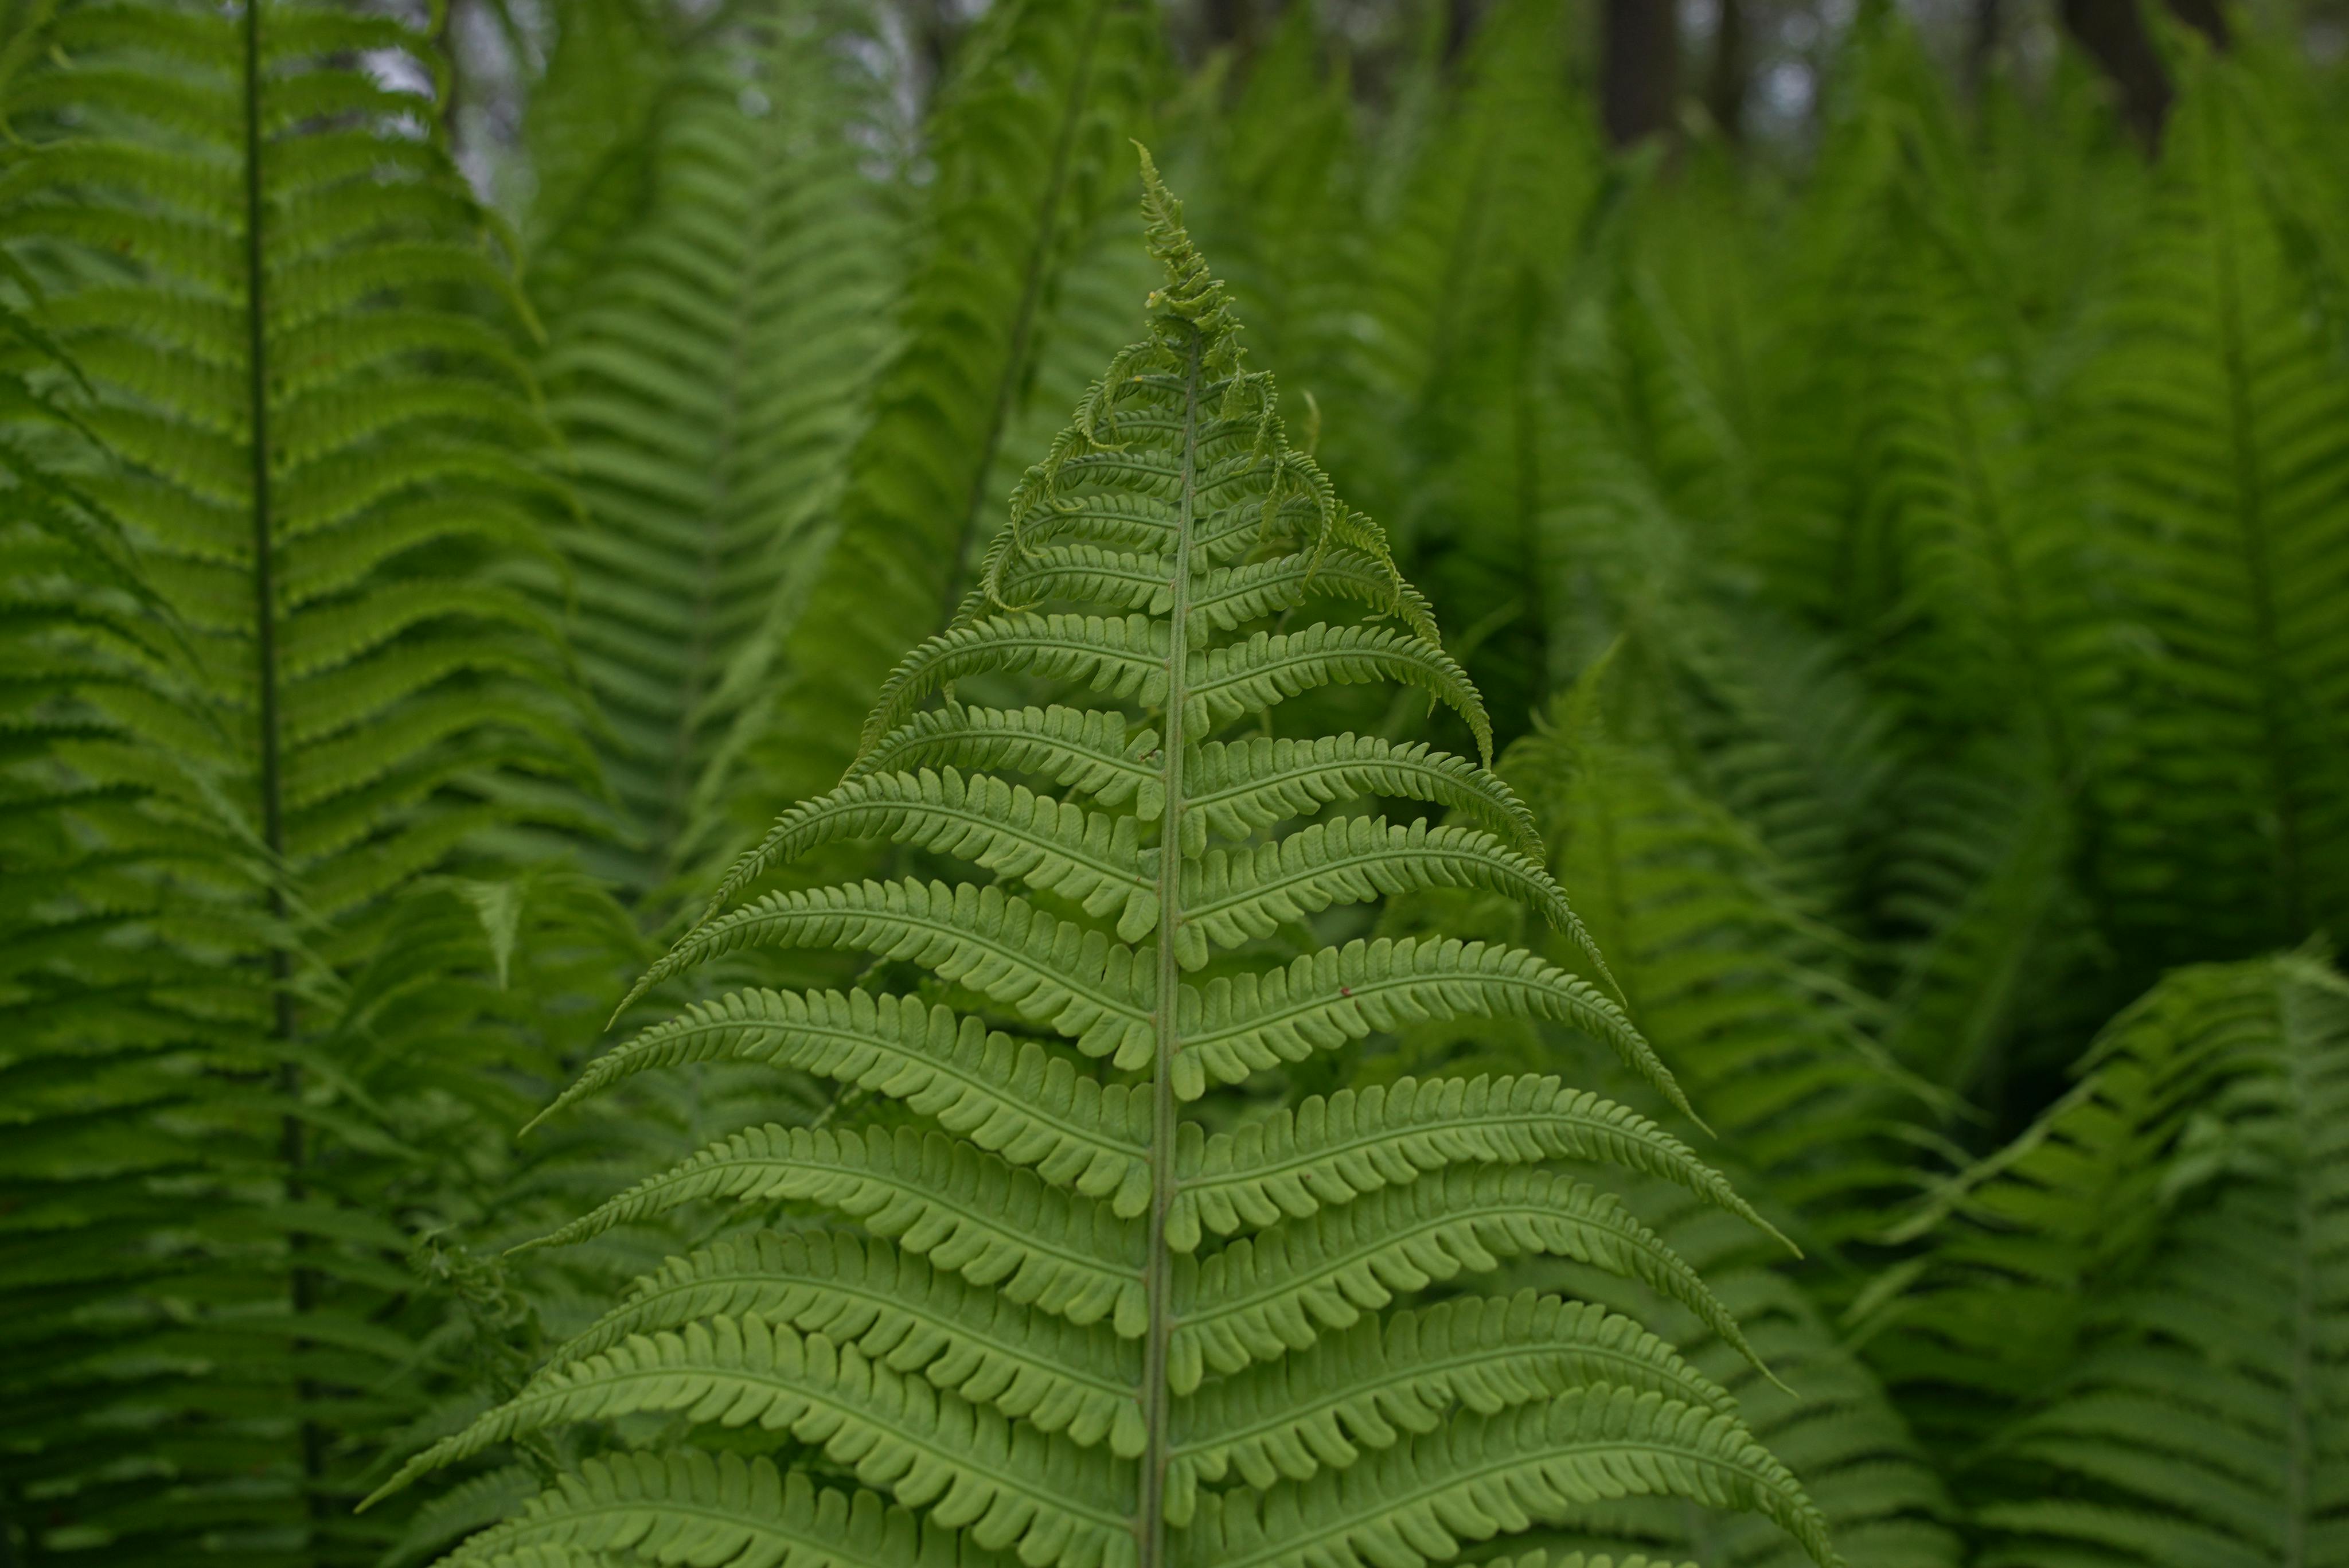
2078, 44, 2349, 961
1184, 623, 1492, 766
1177, 1388, 1839, 1568
1172, 1168, 1763, 1392
521, 1125, 1146, 1334
1866, 951, 2349, 1565
545, 1231, 1144, 1454
446, 1451, 1015, 1568
1353, 0, 1606, 745
1174, 816, 1590, 970
1184, 734, 1539, 857
615, 879, 1153, 1063
1166, 1292, 1734, 1512
536, 990, 1150, 1209
374, 1316, 1137, 1568
863, 614, 1171, 751
1509, 697, 1921, 1246
0, 3, 615, 1554
1176, 937, 1683, 1115
848, 703, 1164, 816
530, 6, 906, 892
717, 0, 1162, 876
424, 158, 1828, 1568
719, 767, 1157, 938
1166, 1075, 1788, 1253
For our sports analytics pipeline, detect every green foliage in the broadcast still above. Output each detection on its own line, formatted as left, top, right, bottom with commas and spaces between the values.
2078, 45, 2349, 967
0, 1, 616, 1558
9, 3, 2349, 1567
532, 3, 906, 895
1864, 951, 2348, 1567
377, 163, 1833, 1568
728, 0, 1165, 867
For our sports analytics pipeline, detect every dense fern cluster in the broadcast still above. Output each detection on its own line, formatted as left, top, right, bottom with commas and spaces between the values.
3, 1, 2346, 1566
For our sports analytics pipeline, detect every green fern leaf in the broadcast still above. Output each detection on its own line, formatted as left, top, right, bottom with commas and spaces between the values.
1165, 1292, 1734, 1515
1176, 937, 1681, 1113
2079, 44, 2349, 960
1175, 1388, 1836, 1568
536, 990, 1152, 1208
1867, 951, 2349, 1567
616, 879, 1155, 1063
716, 767, 1158, 937
1176, 816, 1592, 972
1184, 734, 1540, 858
376, 1316, 1137, 1568
447, 1450, 1016, 1568
545, 1231, 1144, 1454
529, 8, 904, 893
448, 1457, 1019, 1568
849, 702, 1165, 817
0, 3, 614, 1556
1172, 1167, 1765, 1393
1166, 1075, 1789, 1252
520, 1124, 1147, 1334
1184, 623, 1492, 765
721, 0, 1162, 870
407, 155, 1831, 1568
864, 613, 1172, 751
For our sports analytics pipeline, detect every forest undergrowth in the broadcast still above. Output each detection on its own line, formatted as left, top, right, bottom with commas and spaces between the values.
2, 2, 2344, 1567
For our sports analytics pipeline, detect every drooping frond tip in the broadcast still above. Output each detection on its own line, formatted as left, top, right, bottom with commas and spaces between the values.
1134, 142, 1240, 358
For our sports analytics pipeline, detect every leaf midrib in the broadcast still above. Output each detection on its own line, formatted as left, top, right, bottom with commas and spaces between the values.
1136, 315, 1206, 1568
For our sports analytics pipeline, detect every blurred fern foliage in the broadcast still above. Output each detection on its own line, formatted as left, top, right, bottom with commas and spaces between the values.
2, 1, 2343, 1567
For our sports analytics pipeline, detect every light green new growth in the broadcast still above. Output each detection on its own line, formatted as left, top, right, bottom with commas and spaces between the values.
377, 153, 1834, 1568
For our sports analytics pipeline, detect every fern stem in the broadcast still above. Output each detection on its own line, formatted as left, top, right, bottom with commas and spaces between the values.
240, 0, 323, 1520
1137, 326, 1203, 1568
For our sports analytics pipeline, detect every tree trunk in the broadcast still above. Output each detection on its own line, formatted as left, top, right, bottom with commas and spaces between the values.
2165, 0, 2228, 45
1443, 0, 1481, 68
1704, 0, 1746, 142
1203, 0, 1262, 56
1966, 0, 2003, 100
2060, 0, 2231, 153
1601, 0, 1679, 148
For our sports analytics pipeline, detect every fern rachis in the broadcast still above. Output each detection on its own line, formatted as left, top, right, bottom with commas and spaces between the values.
377, 156, 1836, 1568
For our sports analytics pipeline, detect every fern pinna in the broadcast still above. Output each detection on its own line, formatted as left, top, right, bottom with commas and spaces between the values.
376, 159, 1836, 1568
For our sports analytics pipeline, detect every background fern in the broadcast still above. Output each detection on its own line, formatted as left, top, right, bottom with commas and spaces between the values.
7, 1, 2349, 1565
528, 2, 906, 897
0, 3, 622, 1558
1862, 951, 2347, 1567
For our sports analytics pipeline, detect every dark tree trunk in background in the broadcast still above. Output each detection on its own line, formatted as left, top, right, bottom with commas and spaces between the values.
1704, 0, 1747, 141
1601, 0, 1679, 147
1204, 0, 1262, 55
2060, 0, 2230, 152
1966, 0, 2004, 100
1443, 0, 1482, 68
2164, 0, 2229, 45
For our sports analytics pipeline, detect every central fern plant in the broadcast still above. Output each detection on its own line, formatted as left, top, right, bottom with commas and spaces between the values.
376, 158, 1836, 1568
